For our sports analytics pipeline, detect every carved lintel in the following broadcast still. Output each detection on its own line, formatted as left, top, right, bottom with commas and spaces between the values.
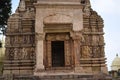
46, 33, 70, 41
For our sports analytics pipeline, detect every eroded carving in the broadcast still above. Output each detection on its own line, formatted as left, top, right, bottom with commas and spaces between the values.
46, 33, 69, 40
43, 13, 72, 24
35, 33, 44, 41
81, 46, 91, 58
14, 48, 21, 59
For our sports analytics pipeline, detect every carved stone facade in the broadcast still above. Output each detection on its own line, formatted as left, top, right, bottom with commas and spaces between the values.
4, 0, 108, 76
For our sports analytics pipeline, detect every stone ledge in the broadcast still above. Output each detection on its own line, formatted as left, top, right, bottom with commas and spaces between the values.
6, 32, 35, 36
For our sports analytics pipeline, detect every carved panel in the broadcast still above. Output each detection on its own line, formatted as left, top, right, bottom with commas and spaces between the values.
5, 37, 10, 46
47, 41, 52, 67
14, 48, 21, 60
81, 46, 92, 58
21, 47, 35, 60
92, 35, 99, 45
100, 46, 105, 57
84, 35, 92, 45
82, 10, 105, 59
65, 40, 71, 66
43, 14, 72, 24
92, 46, 101, 58
5, 48, 14, 60
99, 35, 104, 45
46, 33, 69, 41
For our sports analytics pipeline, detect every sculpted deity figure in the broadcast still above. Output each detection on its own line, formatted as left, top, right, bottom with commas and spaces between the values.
14, 36, 19, 44
92, 35, 99, 45
18, 0, 26, 11
9, 48, 14, 60
22, 48, 28, 59
82, 46, 91, 58
92, 47, 100, 58
23, 36, 30, 44
83, 0, 91, 16
14, 48, 21, 60
100, 46, 104, 57
99, 35, 104, 45
5, 37, 10, 46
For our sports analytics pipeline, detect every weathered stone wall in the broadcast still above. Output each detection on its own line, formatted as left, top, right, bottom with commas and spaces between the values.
3, 0, 36, 75
79, 10, 107, 73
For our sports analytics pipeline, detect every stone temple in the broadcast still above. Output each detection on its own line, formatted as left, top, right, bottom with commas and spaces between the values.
4, 0, 108, 78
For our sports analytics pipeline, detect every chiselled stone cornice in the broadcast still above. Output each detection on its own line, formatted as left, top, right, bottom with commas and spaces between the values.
83, 32, 104, 35
6, 32, 35, 36
34, 2, 83, 9
5, 44, 35, 48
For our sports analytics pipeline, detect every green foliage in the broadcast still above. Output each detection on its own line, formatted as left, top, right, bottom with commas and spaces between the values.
0, 54, 4, 74
0, 0, 11, 25
0, 0, 11, 35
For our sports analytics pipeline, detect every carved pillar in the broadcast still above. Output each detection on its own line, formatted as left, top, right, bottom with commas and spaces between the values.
34, 33, 44, 72
73, 38, 81, 67
47, 41, 52, 68
65, 40, 71, 67
71, 31, 85, 73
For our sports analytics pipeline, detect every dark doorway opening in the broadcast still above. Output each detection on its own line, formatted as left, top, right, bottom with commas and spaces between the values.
51, 41, 65, 67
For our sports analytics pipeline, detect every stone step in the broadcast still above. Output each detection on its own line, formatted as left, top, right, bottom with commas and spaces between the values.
0, 74, 112, 80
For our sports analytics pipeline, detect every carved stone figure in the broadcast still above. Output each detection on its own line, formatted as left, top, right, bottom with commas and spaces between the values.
85, 35, 91, 45
23, 36, 30, 44
99, 35, 104, 45
14, 48, 18, 59
92, 35, 99, 45
92, 47, 101, 58
5, 37, 10, 46
100, 46, 105, 57
30, 36, 35, 43
83, 0, 91, 16
9, 48, 14, 60
18, 0, 26, 11
82, 46, 91, 58
22, 48, 28, 59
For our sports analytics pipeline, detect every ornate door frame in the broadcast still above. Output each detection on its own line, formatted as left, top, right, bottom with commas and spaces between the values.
44, 33, 73, 70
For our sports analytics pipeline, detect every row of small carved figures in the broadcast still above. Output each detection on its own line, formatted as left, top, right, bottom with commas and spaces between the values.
5, 47, 35, 60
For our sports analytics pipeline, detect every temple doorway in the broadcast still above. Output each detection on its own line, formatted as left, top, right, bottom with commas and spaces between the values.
51, 41, 65, 67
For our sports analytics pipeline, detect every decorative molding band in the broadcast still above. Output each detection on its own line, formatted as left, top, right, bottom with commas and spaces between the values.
5, 44, 35, 48
6, 33, 35, 36
83, 32, 104, 35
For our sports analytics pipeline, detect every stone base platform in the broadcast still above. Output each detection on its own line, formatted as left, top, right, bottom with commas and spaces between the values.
0, 73, 112, 80
38, 74, 112, 80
